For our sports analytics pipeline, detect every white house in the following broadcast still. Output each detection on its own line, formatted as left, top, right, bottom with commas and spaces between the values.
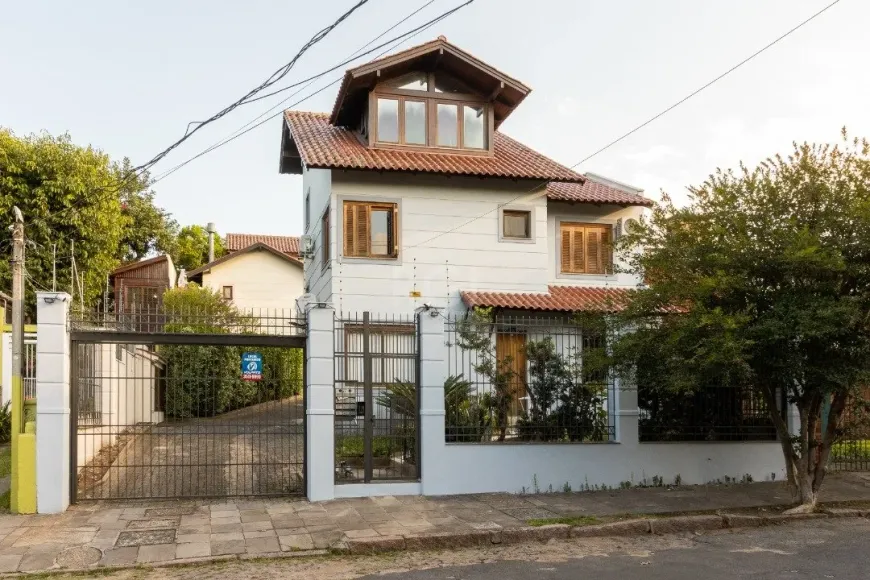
277, 37, 785, 497
188, 234, 304, 315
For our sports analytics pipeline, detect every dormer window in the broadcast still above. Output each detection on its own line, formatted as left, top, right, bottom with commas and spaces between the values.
370, 71, 491, 153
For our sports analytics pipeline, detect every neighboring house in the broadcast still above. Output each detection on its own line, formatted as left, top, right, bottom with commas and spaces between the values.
188, 234, 304, 314
109, 254, 177, 315
279, 36, 652, 317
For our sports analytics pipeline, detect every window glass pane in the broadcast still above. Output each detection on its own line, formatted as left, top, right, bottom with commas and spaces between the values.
434, 74, 467, 93
377, 98, 399, 142
404, 101, 426, 145
463, 105, 486, 149
437, 104, 458, 147
503, 211, 530, 238
390, 72, 428, 91
371, 209, 391, 255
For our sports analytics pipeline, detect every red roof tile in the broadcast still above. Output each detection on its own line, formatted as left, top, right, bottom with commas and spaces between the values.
284, 111, 585, 183
461, 285, 635, 312
225, 233, 299, 256
547, 180, 653, 207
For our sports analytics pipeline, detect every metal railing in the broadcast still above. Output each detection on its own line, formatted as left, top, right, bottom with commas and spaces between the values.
334, 312, 419, 483
638, 385, 777, 442
445, 314, 616, 444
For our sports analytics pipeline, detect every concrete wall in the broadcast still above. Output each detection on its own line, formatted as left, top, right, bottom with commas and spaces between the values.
308, 307, 787, 501
201, 249, 303, 314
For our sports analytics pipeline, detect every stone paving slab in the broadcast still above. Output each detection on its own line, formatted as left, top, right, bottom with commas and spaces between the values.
0, 472, 866, 574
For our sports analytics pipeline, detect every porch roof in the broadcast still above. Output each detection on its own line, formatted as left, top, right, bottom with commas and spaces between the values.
460, 285, 635, 313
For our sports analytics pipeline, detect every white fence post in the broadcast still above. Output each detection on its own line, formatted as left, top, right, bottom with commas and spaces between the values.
35, 291, 71, 513
616, 377, 640, 446
306, 306, 335, 501
418, 308, 447, 495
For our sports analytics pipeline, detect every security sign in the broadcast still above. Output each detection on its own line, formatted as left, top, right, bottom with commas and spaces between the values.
241, 352, 263, 381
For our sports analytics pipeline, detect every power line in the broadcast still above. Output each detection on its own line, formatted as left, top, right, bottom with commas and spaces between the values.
403, 0, 843, 253
132, 0, 372, 174
34, 0, 374, 229
151, 0, 473, 184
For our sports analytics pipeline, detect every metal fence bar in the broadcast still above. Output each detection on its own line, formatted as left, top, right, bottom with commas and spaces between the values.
334, 312, 419, 484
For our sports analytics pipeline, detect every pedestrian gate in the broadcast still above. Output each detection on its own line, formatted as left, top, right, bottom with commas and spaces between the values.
69, 307, 306, 501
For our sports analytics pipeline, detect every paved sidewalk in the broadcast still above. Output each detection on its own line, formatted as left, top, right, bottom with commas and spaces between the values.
0, 473, 868, 574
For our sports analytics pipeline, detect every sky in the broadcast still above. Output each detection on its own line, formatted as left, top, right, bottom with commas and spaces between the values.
2, 0, 867, 239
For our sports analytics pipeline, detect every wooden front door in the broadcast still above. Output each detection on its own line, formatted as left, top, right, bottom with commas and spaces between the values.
496, 332, 527, 416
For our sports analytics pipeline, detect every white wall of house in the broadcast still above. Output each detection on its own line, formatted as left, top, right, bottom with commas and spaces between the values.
76, 344, 164, 467
303, 165, 334, 306
327, 171, 550, 315
201, 249, 303, 315
302, 171, 650, 315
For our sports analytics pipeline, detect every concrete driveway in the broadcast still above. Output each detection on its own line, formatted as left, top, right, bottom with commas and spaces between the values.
78, 397, 305, 500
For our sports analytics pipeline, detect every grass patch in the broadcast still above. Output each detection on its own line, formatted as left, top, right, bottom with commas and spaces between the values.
335, 435, 400, 459
0, 445, 10, 479
527, 515, 600, 527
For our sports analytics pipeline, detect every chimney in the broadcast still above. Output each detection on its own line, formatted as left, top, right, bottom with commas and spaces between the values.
206, 222, 216, 263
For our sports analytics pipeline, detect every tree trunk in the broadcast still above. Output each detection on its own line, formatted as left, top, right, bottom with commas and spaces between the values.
784, 473, 818, 514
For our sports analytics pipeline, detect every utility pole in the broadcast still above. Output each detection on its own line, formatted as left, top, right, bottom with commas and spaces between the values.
52, 243, 56, 291
70, 239, 75, 301
10, 207, 24, 512
207, 222, 216, 263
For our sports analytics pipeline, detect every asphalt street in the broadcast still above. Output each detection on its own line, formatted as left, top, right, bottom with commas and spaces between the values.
360, 518, 870, 580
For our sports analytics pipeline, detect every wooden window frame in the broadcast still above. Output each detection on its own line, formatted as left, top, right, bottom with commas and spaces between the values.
221, 285, 234, 300
559, 222, 614, 275
342, 200, 399, 260
321, 207, 330, 270
500, 207, 534, 242
369, 71, 494, 155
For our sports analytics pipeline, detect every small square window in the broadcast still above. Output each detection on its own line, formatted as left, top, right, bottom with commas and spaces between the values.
503, 210, 531, 239
221, 286, 233, 300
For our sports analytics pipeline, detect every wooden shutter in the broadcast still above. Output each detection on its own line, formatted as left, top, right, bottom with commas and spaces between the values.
356, 204, 370, 257
343, 202, 355, 256
601, 226, 613, 274
586, 229, 600, 274
561, 226, 573, 273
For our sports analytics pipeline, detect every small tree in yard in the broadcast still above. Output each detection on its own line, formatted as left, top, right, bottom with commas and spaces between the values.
612, 131, 870, 512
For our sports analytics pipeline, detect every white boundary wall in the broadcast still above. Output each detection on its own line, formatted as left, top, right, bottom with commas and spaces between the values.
308, 308, 787, 501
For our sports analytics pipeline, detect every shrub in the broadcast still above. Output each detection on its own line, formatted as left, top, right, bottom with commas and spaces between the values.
0, 401, 10, 445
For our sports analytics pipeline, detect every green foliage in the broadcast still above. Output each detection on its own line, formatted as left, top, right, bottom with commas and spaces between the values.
173, 224, 225, 271
0, 444, 9, 479
161, 285, 301, 418
612, 130, 870, 504
0, 130, 175, 312
335, 435, 395, 459
515, 337, 609, 442
0, 401, 10, 445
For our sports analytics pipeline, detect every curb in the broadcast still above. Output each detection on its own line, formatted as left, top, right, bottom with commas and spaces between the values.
338, 509, 870, 555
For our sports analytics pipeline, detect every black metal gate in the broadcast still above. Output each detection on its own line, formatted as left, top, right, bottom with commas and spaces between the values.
70, 309, 306, 501
334, 312, 419, 483
829, 391, 870, 472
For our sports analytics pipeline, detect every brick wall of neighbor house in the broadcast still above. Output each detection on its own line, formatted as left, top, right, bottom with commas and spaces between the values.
201, 249, 304, 313
303, 165, 334, 305
326, 171, 551, 314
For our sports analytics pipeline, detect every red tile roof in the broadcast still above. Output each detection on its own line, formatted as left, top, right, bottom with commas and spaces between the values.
225, 233, 299, 256
548, 180, 653, 207
461, 285, 635, 312
284, 111, 585, 183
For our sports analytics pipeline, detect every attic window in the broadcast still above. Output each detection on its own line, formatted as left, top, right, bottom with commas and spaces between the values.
370, 70, 491, 153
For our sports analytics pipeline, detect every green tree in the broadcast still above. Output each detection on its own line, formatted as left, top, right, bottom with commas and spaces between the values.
173, 225, 225, 272
612, 131, 870, 511
0, 130, 175, 310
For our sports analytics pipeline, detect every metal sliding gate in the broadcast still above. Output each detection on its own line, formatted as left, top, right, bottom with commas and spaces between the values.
334, 312, 420, 484
70, 310, 306, 501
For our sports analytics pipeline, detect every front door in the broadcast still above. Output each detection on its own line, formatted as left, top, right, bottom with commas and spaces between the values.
496, 332, 527, 417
